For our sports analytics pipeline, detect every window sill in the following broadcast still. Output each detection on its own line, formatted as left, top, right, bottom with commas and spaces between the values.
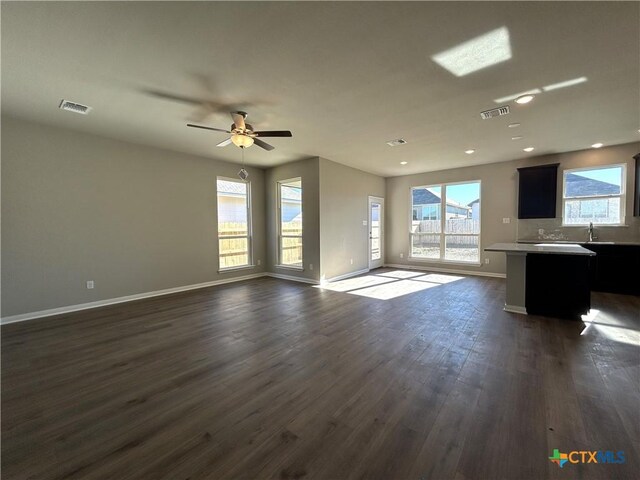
275, 264, 304, 271
408, 257, 482, 267
218, 264, 256, 274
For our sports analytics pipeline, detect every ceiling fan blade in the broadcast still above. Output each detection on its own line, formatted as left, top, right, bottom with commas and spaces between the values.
231, 112, 246, 130
253, 137, 275, 151
253, 130, 293, 138
144, 89, 205, 105
216, 138, 233, 147
187, 123, 231, 133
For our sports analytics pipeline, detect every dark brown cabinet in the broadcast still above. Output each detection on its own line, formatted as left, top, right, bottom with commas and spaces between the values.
582, 243, 640, 295
525, 253, 591, 318
633, 153, 639, 217
517, 163, 559, 219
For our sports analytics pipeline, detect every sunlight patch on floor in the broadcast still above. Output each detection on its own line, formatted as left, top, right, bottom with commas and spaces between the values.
349, 279, 440, 300
413, 273, 465, 284
316, 275, 396, 293
316, 270, 464, 300
374, 270, 425, 279
581, 308, 640, 346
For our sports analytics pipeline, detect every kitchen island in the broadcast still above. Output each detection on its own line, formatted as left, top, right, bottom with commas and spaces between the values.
485, 243, 596, 318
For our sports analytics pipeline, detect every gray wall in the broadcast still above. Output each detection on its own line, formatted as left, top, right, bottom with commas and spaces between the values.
319, 158, 385, 281
265, 157, 321, 282
386, 142, 640, 276
3, 114, 638, 317
1, 116, 266, 317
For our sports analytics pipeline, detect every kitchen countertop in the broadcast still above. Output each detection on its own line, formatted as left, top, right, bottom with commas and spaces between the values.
485, 242, 596, 256
517, 239, 640, 246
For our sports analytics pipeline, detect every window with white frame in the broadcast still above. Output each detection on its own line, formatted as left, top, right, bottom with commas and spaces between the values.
278, 178, 303, 267
562, 165, 626, 225
410, 181, 480, 263
217, 177, 251, 270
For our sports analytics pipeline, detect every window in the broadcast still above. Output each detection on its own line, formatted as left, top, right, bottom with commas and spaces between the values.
217, 178, 251, 270
562, 165, 626, 225
278, 178, 303, 268
410, 181, 480, 263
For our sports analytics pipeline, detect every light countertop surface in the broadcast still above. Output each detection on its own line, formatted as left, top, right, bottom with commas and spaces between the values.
485, 242, 596, 256
517, 239, 640, 246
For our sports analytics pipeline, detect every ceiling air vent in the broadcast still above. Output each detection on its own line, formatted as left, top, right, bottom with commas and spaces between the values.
386, 139, 407, 147
59, 100, 92, 115
480, 105, 510, 120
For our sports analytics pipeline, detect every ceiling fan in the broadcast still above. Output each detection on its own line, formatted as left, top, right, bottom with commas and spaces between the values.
187, 112, 292, 151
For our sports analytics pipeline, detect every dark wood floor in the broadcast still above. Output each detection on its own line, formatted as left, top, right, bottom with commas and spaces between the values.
2, 268, 639, 480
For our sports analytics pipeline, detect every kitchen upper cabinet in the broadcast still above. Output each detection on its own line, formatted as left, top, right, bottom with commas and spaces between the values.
517, 163, 559, 219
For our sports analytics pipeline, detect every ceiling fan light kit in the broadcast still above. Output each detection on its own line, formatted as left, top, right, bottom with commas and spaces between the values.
231, 133, 254, 148
187, 111, 292, 152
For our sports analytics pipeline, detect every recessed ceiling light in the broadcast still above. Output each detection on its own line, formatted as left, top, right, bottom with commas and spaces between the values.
431, 26, 512, 77
494, 89, 541, 104
523, 147, 535, 152
508, 123, 521, 128
515, 94, 535, 104
465, 149, 475, 154
400, 161, 408, 165
591, 143, 603, 148
511, 136, 523, 140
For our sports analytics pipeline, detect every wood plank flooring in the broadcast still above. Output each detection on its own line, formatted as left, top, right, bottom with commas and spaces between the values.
2, 268, 639, 479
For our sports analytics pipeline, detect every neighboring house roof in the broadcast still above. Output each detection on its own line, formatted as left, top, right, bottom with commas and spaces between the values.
412, 189, 441, 205
412, 189, 470, 210
468, 198, 480, 206
218, 180, 247, 196
281, 186, 302, 202
565, 173, 620, 197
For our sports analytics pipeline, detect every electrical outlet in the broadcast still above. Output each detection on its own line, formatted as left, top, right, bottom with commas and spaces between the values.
400, 253, 404, 259
86, 280, 94, 289
350, 258, 353, 265
362, 220, 367, 226
502, 217, 510, 224
309, 264, 313, 271
257, 259, 261, 266
485, 258, 490, 264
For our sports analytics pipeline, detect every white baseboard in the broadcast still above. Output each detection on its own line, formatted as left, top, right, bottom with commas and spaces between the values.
383, 263, 506, 279
504, 304, 528, 315
265, 272, 318, 284
321, 268, 370, 285
1, 273, 267, 325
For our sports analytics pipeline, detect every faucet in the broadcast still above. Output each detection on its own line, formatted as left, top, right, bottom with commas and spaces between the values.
588, 222, 596, 242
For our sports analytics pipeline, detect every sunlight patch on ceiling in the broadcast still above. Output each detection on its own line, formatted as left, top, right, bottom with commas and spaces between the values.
432, 26, 512, 77
494, 77, 588, 103
542, 76, 588, 92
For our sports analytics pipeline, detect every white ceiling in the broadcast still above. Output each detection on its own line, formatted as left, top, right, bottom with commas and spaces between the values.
2, 2, 639, 176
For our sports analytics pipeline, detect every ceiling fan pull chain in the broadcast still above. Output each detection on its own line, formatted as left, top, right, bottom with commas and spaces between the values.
238, 148, 249, 181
